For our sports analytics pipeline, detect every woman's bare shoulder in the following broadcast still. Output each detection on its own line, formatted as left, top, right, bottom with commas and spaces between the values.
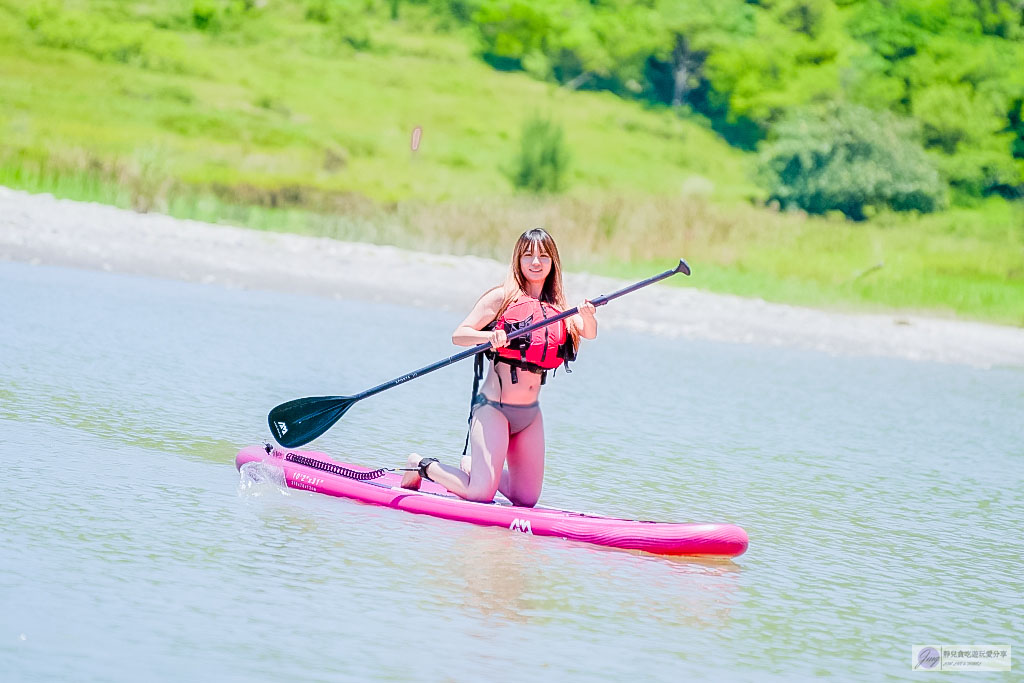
456, 285, 507, 332
476, 285, 506, 309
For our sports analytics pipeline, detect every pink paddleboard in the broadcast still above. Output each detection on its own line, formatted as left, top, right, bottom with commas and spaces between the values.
236, 445, 748, 557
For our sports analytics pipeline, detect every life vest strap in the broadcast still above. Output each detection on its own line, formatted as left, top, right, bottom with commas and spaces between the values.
463, 352, 487, 455
490, 353, 551, 379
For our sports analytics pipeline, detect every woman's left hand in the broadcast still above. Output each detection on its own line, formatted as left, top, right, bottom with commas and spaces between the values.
578, 299, 596, 319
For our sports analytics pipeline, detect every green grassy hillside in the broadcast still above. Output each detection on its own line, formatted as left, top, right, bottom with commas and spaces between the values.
0, 1, 755, 203
1, 1, 1022, 324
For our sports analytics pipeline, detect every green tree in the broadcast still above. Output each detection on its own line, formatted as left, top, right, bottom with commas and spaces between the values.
552, 5, 663, 97
847, 0, 1024, 196
649, 0, 853, 148
473, 0, 566, 71
759, 104, 947, 219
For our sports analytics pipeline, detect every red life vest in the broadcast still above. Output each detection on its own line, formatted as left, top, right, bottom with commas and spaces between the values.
491, 296, 568, 371
462, 295, 577, 453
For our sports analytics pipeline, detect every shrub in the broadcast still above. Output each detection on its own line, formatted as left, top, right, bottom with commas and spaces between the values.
759, 103, 947, 220
507, 115, 571, 194
191, 1, 219, 31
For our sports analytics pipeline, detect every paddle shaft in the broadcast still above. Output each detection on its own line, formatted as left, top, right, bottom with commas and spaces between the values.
353, 259, 688, 401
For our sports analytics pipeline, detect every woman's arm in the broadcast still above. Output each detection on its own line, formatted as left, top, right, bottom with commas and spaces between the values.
452, 287, 507, 348
573, 299, 598, 340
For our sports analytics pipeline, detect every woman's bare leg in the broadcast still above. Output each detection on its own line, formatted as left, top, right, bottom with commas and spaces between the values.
400, 405, 509, 503
461, 455, 511, 498
459, 412, 542, 503
503, 412, 545, 507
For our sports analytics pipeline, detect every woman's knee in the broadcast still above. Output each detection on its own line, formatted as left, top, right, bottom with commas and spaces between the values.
505, 474, 542, 507
507, 493, 539, 508
465, 483, 499, 503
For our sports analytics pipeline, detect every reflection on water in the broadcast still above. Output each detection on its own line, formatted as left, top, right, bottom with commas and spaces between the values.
2, 261, 1022, 681
235, 455, 745, 629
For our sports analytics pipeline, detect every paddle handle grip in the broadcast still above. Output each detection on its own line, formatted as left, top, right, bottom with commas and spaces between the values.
589, 258, 690, 308
355, 259, 689, 400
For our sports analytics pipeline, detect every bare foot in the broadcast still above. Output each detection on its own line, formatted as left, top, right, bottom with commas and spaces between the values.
400, 452, 423, 490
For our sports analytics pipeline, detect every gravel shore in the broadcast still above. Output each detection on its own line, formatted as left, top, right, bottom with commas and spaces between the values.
3, 186, 1022, 368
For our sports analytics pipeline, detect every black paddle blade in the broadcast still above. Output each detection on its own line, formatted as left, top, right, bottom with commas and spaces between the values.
676, 259, 691, 276
267, 395, 357, 448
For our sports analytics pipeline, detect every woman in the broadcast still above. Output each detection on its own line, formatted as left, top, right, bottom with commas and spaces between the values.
400, 228, 597, 506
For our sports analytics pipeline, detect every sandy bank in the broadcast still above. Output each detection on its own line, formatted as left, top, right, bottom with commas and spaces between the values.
2, 186, 1022, 368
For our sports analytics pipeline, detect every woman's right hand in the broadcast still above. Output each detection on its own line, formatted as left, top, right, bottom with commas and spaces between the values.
488, 328, 508, 350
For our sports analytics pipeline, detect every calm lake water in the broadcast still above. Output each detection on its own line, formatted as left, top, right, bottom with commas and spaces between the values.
1, 261, 1021, 681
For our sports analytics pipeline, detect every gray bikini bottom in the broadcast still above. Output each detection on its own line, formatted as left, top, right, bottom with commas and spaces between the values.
471, 393, 540, 435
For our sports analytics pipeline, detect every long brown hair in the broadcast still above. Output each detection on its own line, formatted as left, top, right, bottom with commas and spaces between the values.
497, 227, 580, 352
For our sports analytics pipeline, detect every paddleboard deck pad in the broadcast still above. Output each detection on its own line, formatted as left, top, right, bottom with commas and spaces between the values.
236, 445, 748, 557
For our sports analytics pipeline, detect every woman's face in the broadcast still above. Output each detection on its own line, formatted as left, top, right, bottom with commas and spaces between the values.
519, 243, 552, 287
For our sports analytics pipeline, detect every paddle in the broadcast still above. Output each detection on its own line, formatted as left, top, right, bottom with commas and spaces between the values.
268, 259, 691, 447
